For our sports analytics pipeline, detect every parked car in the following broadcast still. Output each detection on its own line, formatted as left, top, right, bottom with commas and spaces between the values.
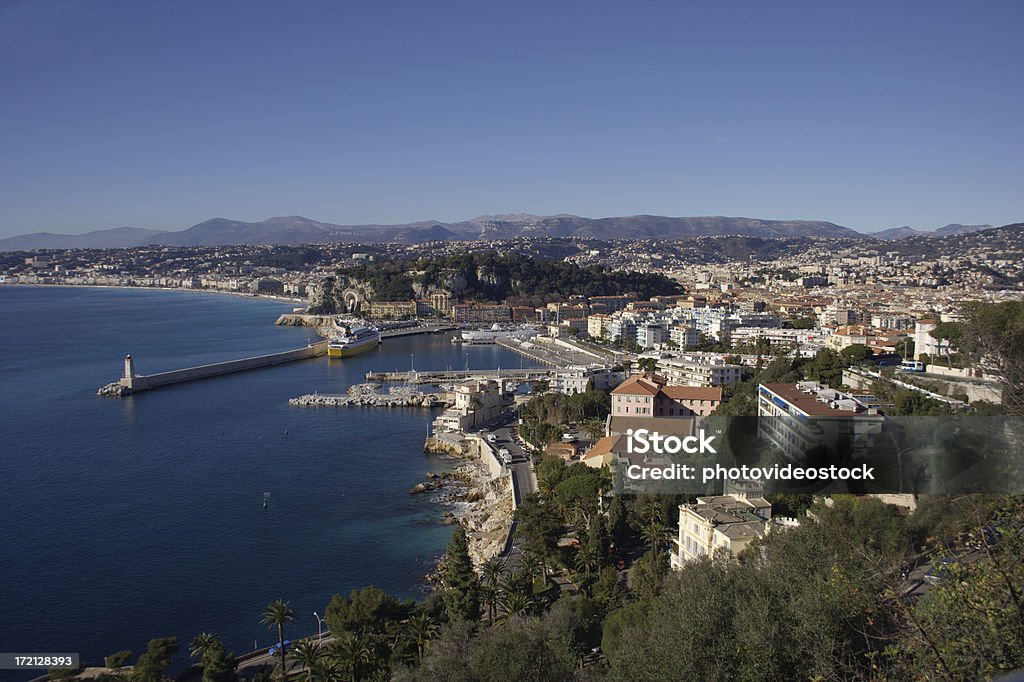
486, 433, 497, 443
267, 640, 292, 656
924, 557, 960, 586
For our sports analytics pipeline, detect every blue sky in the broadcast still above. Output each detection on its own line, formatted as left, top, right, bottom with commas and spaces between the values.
1, 0, 1021, 237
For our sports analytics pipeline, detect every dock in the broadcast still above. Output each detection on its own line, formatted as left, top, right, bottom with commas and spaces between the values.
98, 341, 329, 396
365, 368, 553, 384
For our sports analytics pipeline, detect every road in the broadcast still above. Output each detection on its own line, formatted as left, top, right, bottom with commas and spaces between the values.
479, 414, 538, 575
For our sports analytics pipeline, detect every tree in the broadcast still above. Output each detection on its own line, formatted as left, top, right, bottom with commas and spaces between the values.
200, 640, 237, 682
957, 301, 1024, 410
640, 519, 671, 562
631, 550, 668, 602
479, 558, 504, 623
840, 343, 874, 364
189, 633, 219, 661
290, 640, 324, 682
104, 651, 132, 673
260, 599, 296, 680
443, 526, 480, 622
514, 494, 561, 563
405, 613, 440, 664
637, 358, 658, 373
330, 632, 374, 682
324, 586, 414, 639
804, 348, 847, 388
131, 638, 178, 682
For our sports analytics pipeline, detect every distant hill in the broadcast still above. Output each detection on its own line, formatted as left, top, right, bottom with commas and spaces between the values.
0, 226, 164, 250
869, 223, 994, 241
0, 213, 864, 250
934, 223, 993, 236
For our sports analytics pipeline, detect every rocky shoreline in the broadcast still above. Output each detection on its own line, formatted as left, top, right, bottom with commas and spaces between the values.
275, 313, 336, 339
419, 435, 515, 586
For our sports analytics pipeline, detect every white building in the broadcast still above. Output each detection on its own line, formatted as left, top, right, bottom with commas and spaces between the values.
914, 319, 950, 361
433, 379, 505, 433
656, 355, 742, 387
670, 494, 772, 569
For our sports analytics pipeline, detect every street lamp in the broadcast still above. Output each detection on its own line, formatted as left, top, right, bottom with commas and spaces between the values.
313, 611, 325, 640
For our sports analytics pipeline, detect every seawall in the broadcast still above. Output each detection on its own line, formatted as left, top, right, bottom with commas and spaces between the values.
98, 341, 328, 396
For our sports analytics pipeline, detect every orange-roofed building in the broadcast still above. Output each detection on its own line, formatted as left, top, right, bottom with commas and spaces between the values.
611, 373, 723, 419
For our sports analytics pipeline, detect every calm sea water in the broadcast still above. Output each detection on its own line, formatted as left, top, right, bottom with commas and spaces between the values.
0, 286, 535, 675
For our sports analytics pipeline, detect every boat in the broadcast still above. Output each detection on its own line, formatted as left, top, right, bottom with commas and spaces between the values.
458, 323, 543, 344
328, 320, 381, 358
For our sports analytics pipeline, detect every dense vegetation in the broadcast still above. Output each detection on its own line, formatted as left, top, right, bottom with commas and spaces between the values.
336, 252, 683, 305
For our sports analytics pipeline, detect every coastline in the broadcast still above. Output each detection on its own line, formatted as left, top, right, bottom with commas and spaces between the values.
423, 434, 515, 571
1, 281, 308, 307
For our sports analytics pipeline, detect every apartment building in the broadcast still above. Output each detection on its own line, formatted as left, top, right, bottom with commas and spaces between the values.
757, 382, 884, 461
656, 355, 742, 387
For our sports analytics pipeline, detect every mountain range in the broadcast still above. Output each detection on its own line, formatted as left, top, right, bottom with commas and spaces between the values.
867, 223, 994, 241
0, 214, 1001, 250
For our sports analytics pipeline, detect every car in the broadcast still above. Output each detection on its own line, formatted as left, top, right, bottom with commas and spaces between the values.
267, 640, 292, 656
562, 433, 575, 442
486, 433, 497, 443
924, 557, 960, 586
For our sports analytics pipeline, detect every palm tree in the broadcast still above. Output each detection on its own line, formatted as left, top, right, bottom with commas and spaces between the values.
260, 599, 297, 680
520, 550, 546, 588
480, 558, 503, 622
497, 591, 535, 623
641, 521, 671, 561
405, 613, 439, 664
574, 544, 600, 580
189, 632, 219, 661
330, 632, 373, 682
290, 640, 324, 682
480, 557, 503, 586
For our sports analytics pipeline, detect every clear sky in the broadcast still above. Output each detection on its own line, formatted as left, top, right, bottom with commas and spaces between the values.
1, 0, 1021, 237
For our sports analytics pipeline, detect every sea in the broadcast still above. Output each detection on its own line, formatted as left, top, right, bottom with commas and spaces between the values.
0, 286, 537, 676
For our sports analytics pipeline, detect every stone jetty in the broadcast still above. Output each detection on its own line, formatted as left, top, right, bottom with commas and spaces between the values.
289, 382, 452, 408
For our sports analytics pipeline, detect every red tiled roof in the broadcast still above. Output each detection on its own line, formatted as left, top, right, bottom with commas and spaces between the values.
661, 385, 723, 402
611, 375, 661, 396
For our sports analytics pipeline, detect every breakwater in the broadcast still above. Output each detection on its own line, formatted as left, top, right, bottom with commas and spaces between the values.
97, 341, 328, 396
289, 383, 451, 408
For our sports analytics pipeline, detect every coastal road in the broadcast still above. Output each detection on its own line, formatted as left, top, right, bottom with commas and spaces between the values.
481, 416, 537, 575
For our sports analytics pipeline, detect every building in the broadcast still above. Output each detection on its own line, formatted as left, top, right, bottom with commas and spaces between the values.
669, 324, 700, 348
587, 314, 613, 340
611, 374, 723, 419
548, 366, 624, 395
365, 300, 418, 319
757, 382, 884, 461
451, 303, 512, 325
430, 292, 452, 317
656, 355, 742, 387
636, 323, 667, 349
914, 319, 949, 360
433, 379, 505, 432
670, 494, 772, 569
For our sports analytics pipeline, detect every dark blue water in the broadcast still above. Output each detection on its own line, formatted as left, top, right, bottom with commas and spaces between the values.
0, 286, 535, 674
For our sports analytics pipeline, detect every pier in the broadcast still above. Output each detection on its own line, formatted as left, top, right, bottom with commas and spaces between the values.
365, 368, 553, 384
98, 341, 329, 396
